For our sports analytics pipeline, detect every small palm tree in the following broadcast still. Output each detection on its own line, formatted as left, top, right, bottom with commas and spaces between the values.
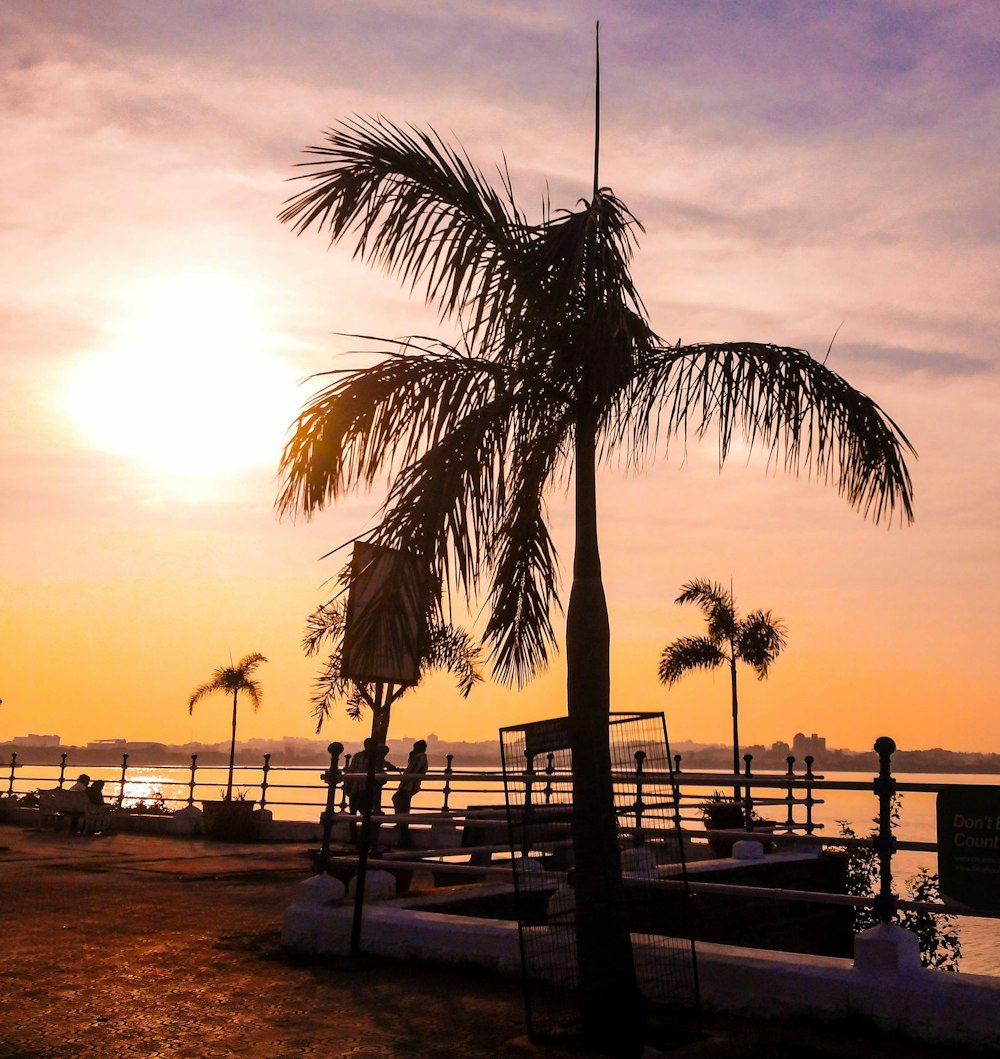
659, 579, 786, 781
188, 652, 267, 801
302, 599, 482, 745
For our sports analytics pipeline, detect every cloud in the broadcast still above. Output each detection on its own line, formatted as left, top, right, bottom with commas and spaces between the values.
833, 341, 994, 378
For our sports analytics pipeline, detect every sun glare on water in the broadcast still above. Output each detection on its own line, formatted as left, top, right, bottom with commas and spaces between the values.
62, 272, 301, 481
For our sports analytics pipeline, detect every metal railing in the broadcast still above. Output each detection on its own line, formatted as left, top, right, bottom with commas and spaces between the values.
0, 737, 985, 934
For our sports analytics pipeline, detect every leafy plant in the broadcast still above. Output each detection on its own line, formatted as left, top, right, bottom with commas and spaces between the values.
302, 597, 482, 744
837, 795, 961, 971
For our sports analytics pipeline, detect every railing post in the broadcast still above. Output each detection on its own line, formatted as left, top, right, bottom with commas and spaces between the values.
742, 753, 754, 828
521, 751, 536, 857
804, 755, 816, 834
260, 753, 271, 811
57, 752, 68, 788
442, 754, 454, 811
873, 736, 898, 925
117, 753, 129, 809
319, 742, 344, 873
633, 750, 646, 845
785, 756, 796, 829
673, 753, 682, 773
6, 752, 17, 796
543, 752, 555, 805
187, 754, 198, 807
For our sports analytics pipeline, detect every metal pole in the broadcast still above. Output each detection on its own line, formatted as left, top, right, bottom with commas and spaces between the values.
6, 753, 17, 797
350, 682, 387, 959
57, 753, 67, 788
873, 736, 898, 925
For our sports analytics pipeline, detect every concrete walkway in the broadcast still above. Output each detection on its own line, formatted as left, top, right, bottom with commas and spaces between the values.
0, 824, 984, 1057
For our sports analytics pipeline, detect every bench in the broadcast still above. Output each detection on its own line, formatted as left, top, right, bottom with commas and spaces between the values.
37, 789, 112, 834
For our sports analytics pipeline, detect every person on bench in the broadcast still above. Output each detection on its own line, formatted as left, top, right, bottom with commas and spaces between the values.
65, 774, 91, 833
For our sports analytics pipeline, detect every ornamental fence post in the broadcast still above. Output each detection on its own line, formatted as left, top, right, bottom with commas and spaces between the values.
804, 755, 816, 834
57, 753, 68, 788
543, 752, 555, 805
442, 754, 454, 811
319, 742, 344, 873
187, 754, 198, 807
260, 753, 271, 811
785, 756, 797, 829
117, 754, 129, 809
873, 736, 898, 925
742, 753, 754, 829
633, 749, 646, 844
6, 752, 17, 796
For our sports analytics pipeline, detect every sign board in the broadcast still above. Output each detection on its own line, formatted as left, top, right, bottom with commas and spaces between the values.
936, 785, 1000, 914
523, 716, 572, 758
340, 542, 426, 686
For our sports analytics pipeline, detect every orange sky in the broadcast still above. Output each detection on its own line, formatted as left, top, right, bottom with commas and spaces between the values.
2, 2, 998, 755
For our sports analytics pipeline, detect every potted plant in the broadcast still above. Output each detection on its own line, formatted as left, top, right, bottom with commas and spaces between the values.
701, 791, 772, 856
201, 789, 258, 841
188, 652, 267, 841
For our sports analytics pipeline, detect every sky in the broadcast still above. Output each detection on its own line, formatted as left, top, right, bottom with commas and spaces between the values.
2, 1, 998, 757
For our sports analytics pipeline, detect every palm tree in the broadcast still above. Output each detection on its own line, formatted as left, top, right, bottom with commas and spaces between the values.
275, 116, 914, 1053
302, 597, 483, 746
188, 653, 267, 801
660, 579, 787, 784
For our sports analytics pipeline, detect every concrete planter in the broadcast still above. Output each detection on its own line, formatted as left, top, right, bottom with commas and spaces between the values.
201, 799, 258, 841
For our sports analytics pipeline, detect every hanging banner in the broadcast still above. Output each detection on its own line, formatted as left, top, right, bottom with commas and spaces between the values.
936, 785, 1000, 914
340, 542, 427, 686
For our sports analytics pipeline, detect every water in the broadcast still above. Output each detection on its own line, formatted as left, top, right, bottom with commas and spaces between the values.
12, 762, 1000, 974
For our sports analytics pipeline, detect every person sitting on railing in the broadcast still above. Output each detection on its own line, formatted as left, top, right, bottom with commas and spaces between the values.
392, 739, 428, 847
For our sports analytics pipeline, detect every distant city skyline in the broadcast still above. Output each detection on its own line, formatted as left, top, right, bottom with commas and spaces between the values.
2, 3, 998, 753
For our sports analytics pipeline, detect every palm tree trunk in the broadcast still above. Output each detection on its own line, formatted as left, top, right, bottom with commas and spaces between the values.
566, 413, 644, 1054
227, 689, 238, 801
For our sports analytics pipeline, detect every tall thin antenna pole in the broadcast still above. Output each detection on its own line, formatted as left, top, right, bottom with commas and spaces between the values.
593, 21, 601, 199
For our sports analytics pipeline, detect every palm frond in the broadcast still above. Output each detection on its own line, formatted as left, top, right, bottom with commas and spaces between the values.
675, 578, 737, 643
737, 610, 787, 678
483, 432, 564, 683
624, 342, 915, 525
658, 636, 727, 684
279, 117, 530, 335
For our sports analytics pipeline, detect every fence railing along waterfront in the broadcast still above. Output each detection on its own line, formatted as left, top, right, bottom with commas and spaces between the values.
4, 737, 994, 961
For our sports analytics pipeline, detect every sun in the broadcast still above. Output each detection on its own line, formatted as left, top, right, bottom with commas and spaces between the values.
62, 272, 301, 480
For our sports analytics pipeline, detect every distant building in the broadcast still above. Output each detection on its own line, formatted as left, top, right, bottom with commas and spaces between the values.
770, 740, 792, 757
87, 738, 128, 750
793, 732, 826, 759
11, 734, 61, 747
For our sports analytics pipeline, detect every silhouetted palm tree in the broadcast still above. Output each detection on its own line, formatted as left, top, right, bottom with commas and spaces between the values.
188, 653, 267, 801
276, 116, 914, 1051
302, 598, 483, 746
660, 579, 786, 782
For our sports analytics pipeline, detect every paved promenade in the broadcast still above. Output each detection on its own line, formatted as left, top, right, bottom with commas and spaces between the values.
0, 824, 982, 1057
